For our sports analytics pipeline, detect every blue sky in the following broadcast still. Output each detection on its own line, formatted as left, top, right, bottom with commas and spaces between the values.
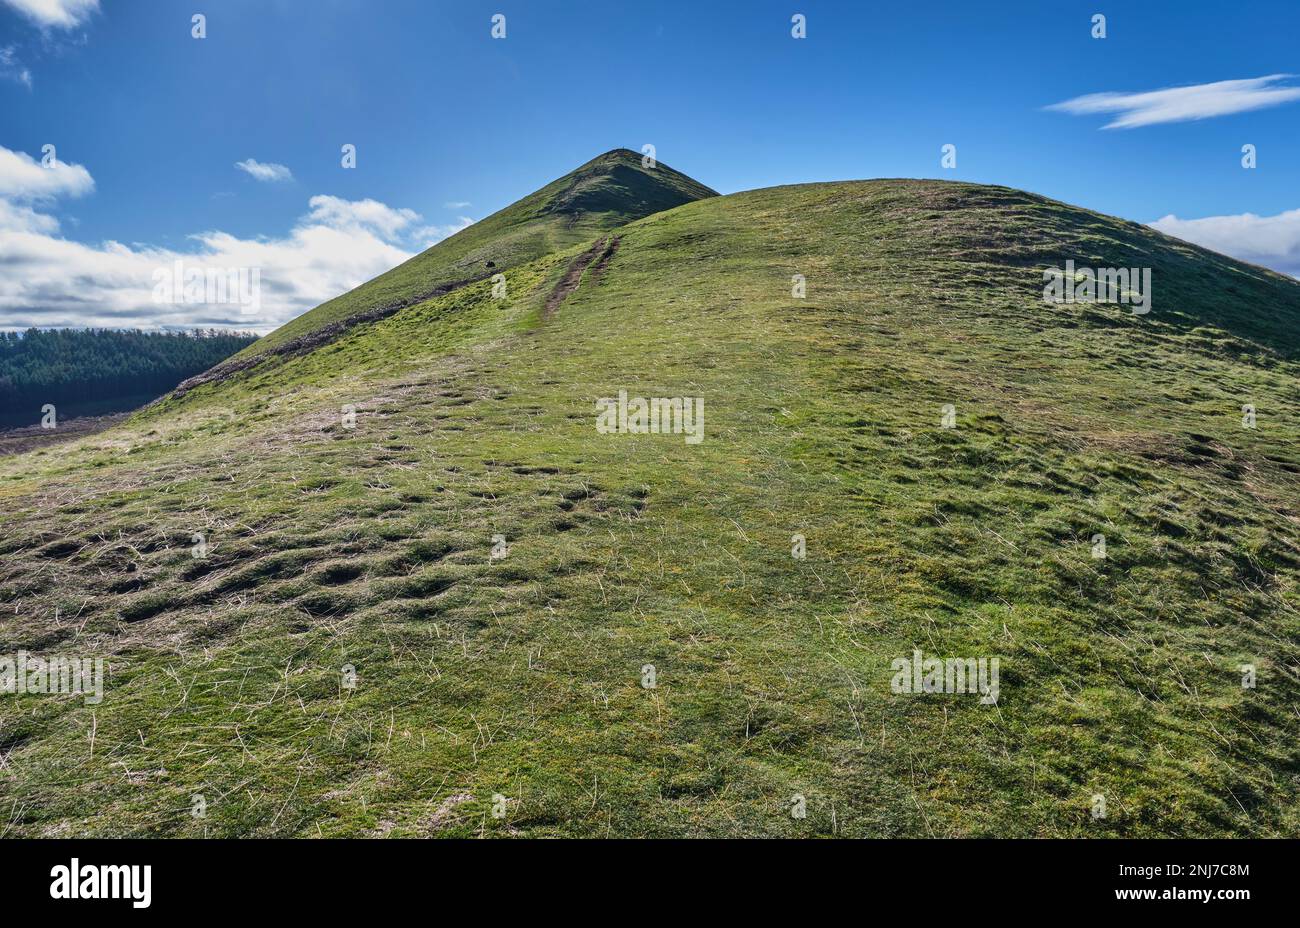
2, 0, 1299, 331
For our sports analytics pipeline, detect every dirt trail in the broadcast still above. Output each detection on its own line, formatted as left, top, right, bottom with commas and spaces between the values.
544, 236, 620, 318
588, 235, 622, 283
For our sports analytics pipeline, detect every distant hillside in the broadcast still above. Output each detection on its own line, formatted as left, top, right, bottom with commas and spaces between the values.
1, 160, 1298, 838
241, 149, 717, 358
0, 329, 257, 429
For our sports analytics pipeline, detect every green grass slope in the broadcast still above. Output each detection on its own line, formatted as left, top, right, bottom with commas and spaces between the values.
242, 149, 717, 357
1, 174, 1298, 838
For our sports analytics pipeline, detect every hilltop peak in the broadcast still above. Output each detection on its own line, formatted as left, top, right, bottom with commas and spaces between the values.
591, 147, 642, 161
540, 148, 717, 219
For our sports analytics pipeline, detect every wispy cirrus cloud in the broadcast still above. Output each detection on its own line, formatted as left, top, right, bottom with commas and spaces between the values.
0, 1, 99, 88
234, 158, 294, 183
1151, 209, 1300, 279
1047, 75, 1300, 129
0, 0, 98, 29
0, 45, 32, 87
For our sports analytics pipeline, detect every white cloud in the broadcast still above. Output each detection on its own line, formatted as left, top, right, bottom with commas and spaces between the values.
413, 216, 475, 248
0, 145, 94, 200
1151, 209, 1300, 278
0, 0, 98, 29
1047, 75, 1300, 129
0, 45, 32, 87
234, 158, 293, 183
0, 197, 59, 233
0, 144, 480, 333
443, 200, 472, 209
305, 195, 419, 241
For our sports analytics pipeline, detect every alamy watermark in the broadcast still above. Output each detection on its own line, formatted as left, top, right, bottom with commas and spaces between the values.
1043, 260, 1150, 315
152, 260, 261, 316
596, 389, 704, 444
1, 651, 104, 705
890, 650, 999, 705
50, 859, 150, 908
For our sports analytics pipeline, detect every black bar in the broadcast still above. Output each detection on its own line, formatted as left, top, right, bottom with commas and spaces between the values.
2, 838, 1284, 913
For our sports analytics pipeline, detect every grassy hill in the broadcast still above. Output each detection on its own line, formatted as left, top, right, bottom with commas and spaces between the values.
239, 149, 717, 359
1, 161, 1298, 837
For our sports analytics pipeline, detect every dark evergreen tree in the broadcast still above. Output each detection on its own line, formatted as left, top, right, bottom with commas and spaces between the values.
0, 328, 258, 427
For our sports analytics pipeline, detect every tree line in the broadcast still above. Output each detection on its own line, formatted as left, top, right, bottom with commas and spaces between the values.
0, 328, 258, 425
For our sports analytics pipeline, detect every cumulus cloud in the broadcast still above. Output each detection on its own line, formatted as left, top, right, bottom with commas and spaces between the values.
1047, 75, 1300, 129
234, 158, 293, 183
0, 45, 32, 87
0, 0, 98, 29
0, 145, 94, 200
0, 144, 477, 333
305, 195, 419, 240
1151, 209, 1300, 278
